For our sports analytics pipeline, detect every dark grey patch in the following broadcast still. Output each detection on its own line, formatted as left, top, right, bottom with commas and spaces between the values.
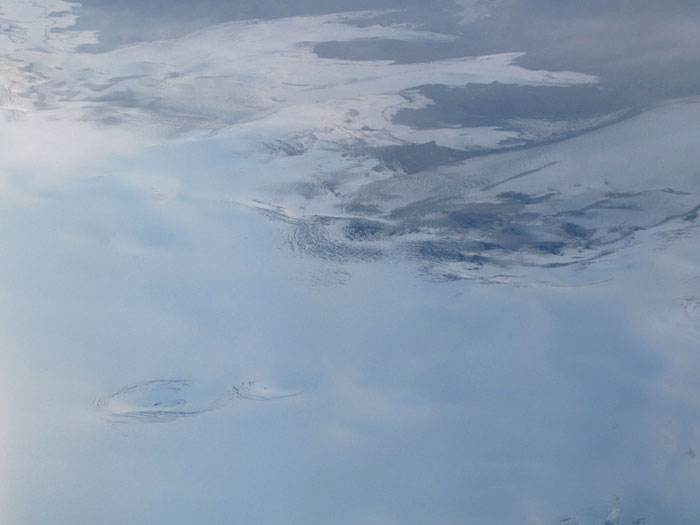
48, 10, 75, 18
447, 208, 504, 229
532, 241, 565, 255
410, 240, 490, 265
507, 3, 700, 105
343, 219, 388, 241
368, 141, 473, 174
297, 183, 324, 199
264, 140, 307, 157
341, 201, 383, 215
493, 224, 535, 252
497, 191, 555, 204
289, 180, 336, 200
449, 201, 526, 228
393, 82, 627, 129
562, 223, 593, 239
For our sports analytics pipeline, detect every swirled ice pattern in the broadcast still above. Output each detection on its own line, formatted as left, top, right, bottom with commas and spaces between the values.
94, 379, 299, 423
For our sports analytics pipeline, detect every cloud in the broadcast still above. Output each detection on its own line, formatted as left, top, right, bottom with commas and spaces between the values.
2, 2, 700, 524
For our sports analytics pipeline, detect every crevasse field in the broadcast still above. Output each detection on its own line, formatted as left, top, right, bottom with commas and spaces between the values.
1, 1, 700, 523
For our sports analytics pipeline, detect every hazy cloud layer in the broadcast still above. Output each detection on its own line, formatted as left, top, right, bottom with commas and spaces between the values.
1, 1, 699, 524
